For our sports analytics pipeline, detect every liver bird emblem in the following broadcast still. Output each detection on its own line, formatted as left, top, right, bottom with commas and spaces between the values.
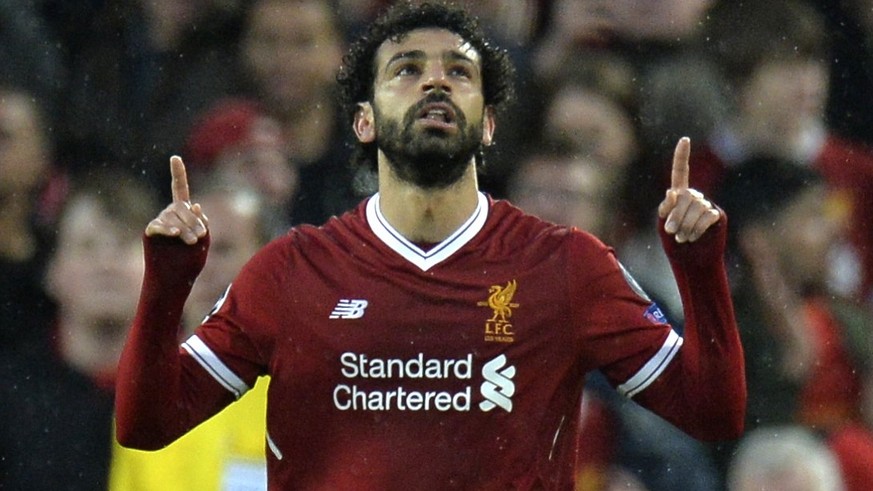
478, 280, 520, 322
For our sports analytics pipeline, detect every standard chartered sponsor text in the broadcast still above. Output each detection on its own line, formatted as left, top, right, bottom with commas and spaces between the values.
334, 352, 473, 412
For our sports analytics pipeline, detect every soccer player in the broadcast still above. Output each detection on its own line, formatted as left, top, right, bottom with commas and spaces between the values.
115, 3, 746, 489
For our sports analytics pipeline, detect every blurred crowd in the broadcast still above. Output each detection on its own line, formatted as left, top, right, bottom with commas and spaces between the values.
1, 0, 873, 490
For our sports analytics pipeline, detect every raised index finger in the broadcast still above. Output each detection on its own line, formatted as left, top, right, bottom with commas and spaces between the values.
670, 137, 691, 190
170, 155, 190, 203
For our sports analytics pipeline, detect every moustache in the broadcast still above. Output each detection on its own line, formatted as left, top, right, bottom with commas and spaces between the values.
405, 91, 465, 125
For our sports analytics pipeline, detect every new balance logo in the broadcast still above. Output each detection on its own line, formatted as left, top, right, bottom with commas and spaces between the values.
329, 299, 369, 319
479, 354, 516, 412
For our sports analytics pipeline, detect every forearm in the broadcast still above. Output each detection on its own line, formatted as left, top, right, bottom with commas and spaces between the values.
637, 218, 746, 441
115, 235, 225, 449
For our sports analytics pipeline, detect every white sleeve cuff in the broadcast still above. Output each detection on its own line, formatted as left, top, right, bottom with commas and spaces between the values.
182, 334, 251, 399
617, 329, 683, 398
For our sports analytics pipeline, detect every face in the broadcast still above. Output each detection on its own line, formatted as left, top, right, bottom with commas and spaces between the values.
217, 115, 297, 207
771, 186, 843, 289
740, 59, 829, 147
185, 190, 262, 332
510, 155, 615, 235
357, 28, 495, 189
47, 196, 144, 331
0, 92, 50, 196
141, 0, 206, 28
544, 86, 637, 170
242, 0, 343, 113
612, 0, 713, 40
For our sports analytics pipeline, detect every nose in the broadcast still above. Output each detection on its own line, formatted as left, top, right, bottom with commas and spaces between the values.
421, 63, 451, 95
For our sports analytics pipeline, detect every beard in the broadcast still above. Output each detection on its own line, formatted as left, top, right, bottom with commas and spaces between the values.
374, 92, 484, 189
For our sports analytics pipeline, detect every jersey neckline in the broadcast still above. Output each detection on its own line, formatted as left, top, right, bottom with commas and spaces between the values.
365, 192, 489, 271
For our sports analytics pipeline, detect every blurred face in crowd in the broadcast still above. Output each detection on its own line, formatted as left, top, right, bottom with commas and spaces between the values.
242, 0, 343, 115
46, 196, 145, 372
509, 155, 615, 236
770, 186, 844, 290
141, 0, 209, 46
549, 0, 713, 43
739, 59, 829, 152
0, 92, 50, 197
216, 114, 297, 208
611, 0, 713, 40
544, 86, 637, 171
359, 28, 494, 188
185, 189, 263, 333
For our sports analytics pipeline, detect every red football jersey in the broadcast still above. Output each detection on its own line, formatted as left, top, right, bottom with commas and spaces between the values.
116, 193, 745, 490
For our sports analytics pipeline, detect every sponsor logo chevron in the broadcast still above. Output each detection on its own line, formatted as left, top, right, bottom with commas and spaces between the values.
479, 354, 516, 412
332, 352, 516, 413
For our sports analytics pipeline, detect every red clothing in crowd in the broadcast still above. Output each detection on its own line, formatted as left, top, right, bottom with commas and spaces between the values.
795, 297, 865, 430
686, 134, 873, 300
827, 424, 873, 491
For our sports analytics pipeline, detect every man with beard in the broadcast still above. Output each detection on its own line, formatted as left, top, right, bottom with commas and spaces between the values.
115, 3, 746, 489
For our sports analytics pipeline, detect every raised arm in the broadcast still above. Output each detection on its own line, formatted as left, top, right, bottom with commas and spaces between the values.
115, 156, 234, 450
657, 137, 721, 243
145, 155, 210, 245
636, 137, 747, 441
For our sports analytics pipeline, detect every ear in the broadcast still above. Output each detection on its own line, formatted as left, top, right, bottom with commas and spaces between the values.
481, 106, 496, 146
353, 102, 376, 143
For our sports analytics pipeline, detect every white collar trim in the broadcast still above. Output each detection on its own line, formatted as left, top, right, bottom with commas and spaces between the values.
366, 192, 488, 271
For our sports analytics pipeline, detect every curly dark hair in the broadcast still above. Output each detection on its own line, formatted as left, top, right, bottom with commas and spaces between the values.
336, 1, 516, 171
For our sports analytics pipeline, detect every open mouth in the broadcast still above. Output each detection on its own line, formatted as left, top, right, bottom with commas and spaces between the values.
416, 102, 457, 130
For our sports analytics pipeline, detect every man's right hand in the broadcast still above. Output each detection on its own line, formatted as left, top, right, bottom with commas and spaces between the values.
145, 155, 209, 245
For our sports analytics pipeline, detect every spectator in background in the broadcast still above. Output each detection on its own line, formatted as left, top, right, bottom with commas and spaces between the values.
530, 52, 641, 218
238, 0, 365, 225
0, 3, 64, 122
533, 0, 714, 76
727, 426, 845, 491
0, 168, 157, 490
0, 87, 60, 359
413, 0, 542, 48
719, 157, 873, 478
55, 0, 244, 189
695, 0, 873, 303
110, 180, 272, 491
508, 145, 625, 245
184, 97, 298, 237
531, 0, 715, 115
538, 55, 640, 179
827, 415, 873, 491
824, 320, 873, 491
335, 0, 391, 37
531, 0, 725, 224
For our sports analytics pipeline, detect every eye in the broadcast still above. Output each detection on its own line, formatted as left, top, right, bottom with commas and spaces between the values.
449, 65, 472, 78
395, 64, 420, 77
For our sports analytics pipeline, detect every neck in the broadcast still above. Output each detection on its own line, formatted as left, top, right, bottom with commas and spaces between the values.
376, 159, 480, 243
